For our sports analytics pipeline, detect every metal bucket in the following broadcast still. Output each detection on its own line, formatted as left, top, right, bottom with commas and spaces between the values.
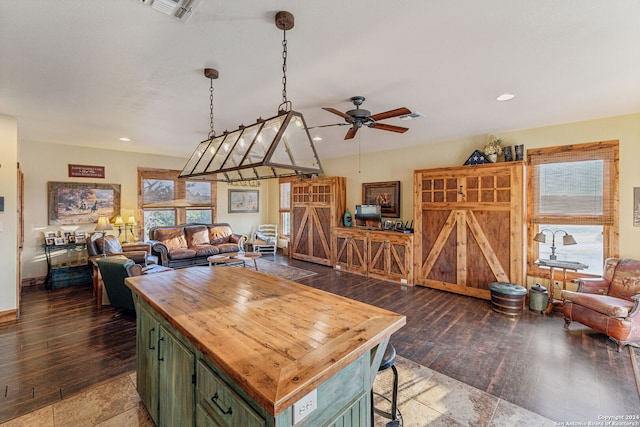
529, 283, 549, 313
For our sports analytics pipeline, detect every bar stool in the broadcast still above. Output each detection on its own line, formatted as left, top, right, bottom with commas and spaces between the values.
372, 344, 401, 426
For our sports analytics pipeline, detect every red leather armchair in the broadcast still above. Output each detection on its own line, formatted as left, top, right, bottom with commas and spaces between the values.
562, 258, 640, 351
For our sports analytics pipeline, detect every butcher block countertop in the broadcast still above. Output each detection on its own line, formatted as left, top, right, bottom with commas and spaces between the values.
125, 266, 405, 416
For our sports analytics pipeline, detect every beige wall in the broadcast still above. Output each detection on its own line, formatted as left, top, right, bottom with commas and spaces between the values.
0, 115, 18, 314
19, 140, 270, 281
8, 112, 640, 308
316, 113, 640, 259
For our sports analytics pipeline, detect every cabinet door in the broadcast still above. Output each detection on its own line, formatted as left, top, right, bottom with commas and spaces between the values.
414, 163, 525, 299
137, 304, 160, 425
335, 230, 367, 274
369, 234, 412, 284
158, 326, 195, 427
291, 206, 333, 266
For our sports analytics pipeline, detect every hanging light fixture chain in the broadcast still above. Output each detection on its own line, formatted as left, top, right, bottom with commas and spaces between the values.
208, 76, 215, 138
282, 27, 288, 106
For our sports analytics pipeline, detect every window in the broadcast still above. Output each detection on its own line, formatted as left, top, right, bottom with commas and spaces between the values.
527, 141, 618, 276
279, 179, 292, 239
138, 168, 217, 240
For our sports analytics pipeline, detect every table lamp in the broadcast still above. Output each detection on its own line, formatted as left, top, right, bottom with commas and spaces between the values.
533, 229, 577, 260
126, 216, 137, 243
94, 215, 113, 257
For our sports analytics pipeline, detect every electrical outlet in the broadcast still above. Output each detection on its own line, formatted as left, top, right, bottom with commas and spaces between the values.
292, 389, 317, 424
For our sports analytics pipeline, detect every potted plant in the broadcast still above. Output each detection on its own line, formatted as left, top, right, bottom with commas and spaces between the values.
483, 135, 503, 162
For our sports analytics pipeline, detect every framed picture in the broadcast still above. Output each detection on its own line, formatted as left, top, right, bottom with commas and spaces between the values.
362, 181, 400, 218
48, 181, 121, 225
635, 187, 640, 227
394, 221, 403, 231
54, 237, 65, 245
75, 231, 87, 244
383, 220, 393, 230
228, 190, 259, 213
45, 237, 55, 246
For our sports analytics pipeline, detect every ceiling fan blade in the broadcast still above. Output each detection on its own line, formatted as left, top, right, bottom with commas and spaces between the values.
370, 123, 409, 133
369, 107, 411, 121
345, 127, 359, 140
322, 107, 352, 120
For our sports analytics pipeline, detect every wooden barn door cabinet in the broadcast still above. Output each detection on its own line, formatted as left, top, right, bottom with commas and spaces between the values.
290, 177, 346, 266
335, 228, 368, 275
413, 162, 526, 300
334, 228, 413, 285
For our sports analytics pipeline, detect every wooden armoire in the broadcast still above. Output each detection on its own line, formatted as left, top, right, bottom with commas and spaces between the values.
290, 176, 346, 266
413, 161, 526, 300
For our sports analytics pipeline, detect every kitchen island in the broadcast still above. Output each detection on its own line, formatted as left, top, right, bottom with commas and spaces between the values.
125, 266, 405, 427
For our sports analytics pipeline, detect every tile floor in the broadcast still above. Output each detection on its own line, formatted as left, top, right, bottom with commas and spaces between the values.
1, 356, 554, 427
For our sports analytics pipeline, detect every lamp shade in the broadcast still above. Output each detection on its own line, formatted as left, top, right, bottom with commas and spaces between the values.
113, 216, 125, 227
179, 110, 323, 182
126, 216, 136, 226
95, 215, 113, 232
562, 234, 577, 245
533, 232, 546, 243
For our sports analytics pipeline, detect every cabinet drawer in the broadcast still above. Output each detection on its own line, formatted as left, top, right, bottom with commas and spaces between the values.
196, 360, 265, 427
50, 265, 92, 289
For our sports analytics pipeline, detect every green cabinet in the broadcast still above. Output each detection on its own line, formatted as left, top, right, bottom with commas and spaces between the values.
136, 302, 195, 427
195, 360, 265, 427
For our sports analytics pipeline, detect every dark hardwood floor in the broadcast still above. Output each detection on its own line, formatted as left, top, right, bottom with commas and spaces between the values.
1, 255, 638, 424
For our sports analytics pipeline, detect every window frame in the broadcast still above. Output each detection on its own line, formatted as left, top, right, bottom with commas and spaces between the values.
278, 177, 295, 240
137, 167, 217, 241
526, 140, 619, 280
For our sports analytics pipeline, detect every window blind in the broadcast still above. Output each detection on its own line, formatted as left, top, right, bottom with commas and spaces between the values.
529, 142, 617, 225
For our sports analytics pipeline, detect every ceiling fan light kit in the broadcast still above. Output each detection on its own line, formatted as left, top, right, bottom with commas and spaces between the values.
179, 11, 323, 183
322, 96, 411, 140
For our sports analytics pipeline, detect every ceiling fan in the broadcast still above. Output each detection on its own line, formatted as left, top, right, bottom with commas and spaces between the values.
319, 96, 411, 140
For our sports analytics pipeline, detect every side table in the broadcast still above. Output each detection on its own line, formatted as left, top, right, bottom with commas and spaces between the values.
535, 259, 588, 312
208, 252, 262, 270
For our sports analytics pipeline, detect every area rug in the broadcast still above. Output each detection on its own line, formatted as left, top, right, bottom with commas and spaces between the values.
240, 257, 317, 281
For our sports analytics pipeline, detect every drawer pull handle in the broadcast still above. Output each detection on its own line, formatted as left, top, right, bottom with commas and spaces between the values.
211, 392, 233, 415
157, 336, 164, 361
148, 328, 155, 350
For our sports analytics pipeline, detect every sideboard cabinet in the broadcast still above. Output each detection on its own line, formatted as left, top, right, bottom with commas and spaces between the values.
413, 161, 526, 299
290, 177, 346, 266
335, 228, 413, 285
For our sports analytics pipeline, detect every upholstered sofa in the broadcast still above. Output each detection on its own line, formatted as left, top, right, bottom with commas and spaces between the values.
87, 233, 157, 265
148, 223, 246, 268
562, 258, 640, 351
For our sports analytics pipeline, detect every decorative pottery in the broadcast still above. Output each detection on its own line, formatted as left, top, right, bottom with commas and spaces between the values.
503, 146, 513, 162
343, 209, 353, 227
515, 144, 524, 161
487, 153, 498, 163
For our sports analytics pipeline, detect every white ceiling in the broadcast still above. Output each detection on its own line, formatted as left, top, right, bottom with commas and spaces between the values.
1, 1, 639, 161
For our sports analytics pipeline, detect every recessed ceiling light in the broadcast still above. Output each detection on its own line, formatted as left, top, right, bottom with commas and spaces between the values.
313, 136, 322, 141
119, 137, 131, 142
496, 93, 515, 101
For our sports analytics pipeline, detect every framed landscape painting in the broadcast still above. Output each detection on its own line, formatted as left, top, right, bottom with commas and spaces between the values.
48, 181, 121, 225
362, 181, 401, 218
228, 190, 259, 213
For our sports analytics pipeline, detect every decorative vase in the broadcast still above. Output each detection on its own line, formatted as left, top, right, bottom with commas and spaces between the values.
487, 153, 498, 163
515, 144, 524, 161
503, 146, 513, 162
342, 209, 352, 227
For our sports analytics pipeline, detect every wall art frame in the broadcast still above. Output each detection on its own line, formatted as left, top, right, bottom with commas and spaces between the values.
228, 189, 259, 213
634, 187, 640, 227
362, 181, 401, 218
48, 181, 121, 225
